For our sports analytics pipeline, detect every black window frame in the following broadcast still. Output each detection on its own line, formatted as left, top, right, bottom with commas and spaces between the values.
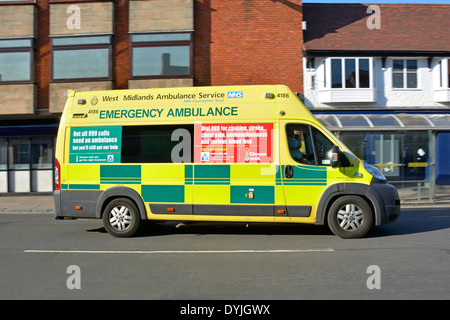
50, 34, 113, 82
392, 59, 418, 89
328, 57, 372, 89
130, 32, 193, 80
0, 38, 34, 84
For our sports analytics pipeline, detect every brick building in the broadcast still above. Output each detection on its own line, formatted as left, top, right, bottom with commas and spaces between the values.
0, 0, 303, 193
7, 1, 448, 202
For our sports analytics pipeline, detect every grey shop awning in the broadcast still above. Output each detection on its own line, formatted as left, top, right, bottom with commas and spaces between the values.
314, 113, 450, 131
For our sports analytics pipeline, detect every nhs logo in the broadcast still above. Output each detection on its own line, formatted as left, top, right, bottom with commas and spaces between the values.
227, 91, 243, 98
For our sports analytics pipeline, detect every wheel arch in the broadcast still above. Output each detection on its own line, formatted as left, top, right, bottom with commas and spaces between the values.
95, 187, 147, 220
316, 183, 383, 226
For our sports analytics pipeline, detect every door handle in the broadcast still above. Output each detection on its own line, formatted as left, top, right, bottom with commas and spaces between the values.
285, 165, 293, 179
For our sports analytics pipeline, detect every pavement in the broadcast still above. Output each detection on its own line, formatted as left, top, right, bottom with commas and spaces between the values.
0, 194, 449, 214
0, 195, 55, 213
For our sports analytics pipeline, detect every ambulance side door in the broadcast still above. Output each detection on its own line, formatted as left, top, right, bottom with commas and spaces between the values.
279, 121, 338, 221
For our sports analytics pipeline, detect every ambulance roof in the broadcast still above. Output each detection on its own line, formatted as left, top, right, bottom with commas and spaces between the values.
64, 85, 319, 125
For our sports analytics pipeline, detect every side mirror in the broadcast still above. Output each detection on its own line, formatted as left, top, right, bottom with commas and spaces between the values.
331, 145, 340, 168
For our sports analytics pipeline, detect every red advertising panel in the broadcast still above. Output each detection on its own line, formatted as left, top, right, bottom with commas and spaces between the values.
194, 123, 273, 163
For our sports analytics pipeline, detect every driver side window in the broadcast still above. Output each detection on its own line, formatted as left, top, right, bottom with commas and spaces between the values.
311, 126, 333, 166
286, 124, 334, 166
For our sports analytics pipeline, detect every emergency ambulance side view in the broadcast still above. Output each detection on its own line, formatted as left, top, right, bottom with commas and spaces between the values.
53, 85, 400, 238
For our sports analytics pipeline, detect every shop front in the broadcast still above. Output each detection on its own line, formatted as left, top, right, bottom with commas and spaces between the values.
315, 112, 450, 203
0, 122, 58, 193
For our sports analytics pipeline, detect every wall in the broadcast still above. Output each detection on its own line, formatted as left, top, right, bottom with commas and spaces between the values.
130, 0, 193, 32
49, 1, 114, 35
0, 84, 35, 115
194, 0, 303, 93
0, 4, 35, 38
49, 81, 112, 113
48, 1, 114, 112
304, 57, 450, 109
129, 0, 194, 89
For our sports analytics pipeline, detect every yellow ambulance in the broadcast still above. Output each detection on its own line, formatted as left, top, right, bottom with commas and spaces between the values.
54, 85, 400, 238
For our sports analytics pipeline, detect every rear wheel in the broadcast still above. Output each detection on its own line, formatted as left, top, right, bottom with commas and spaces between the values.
102, 198, 141, 237
327, 196, 373, 239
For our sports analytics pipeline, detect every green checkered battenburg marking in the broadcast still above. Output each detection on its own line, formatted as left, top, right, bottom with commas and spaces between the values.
193, 164, 230, 185
100, 165, 141, 184
279, 165, 327, 185
66, 164, 327, 204
141, 185, 185, 203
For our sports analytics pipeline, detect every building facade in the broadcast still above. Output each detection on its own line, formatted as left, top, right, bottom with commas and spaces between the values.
302, 4, 450, 203
0, 0, 303, 193
2, 1, 449, 204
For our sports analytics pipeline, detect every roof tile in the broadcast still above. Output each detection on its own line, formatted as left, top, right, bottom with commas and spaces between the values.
303, 4, 450, 53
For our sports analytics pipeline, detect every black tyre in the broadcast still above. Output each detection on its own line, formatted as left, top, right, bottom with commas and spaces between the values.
102, 198, 141, 238
327, 196, 373, 239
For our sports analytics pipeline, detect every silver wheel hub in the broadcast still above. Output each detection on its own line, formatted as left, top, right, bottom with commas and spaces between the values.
109, 205, 132, 231
337, 204, 364, 231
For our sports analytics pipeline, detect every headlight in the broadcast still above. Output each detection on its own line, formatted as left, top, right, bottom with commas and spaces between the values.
363, 162, 386, 182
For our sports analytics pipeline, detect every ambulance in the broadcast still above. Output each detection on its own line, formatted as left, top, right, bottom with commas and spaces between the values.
53, 85, 400, 238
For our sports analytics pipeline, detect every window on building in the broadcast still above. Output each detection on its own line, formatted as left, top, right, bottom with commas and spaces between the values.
51, 35, 112, 81
0, 38, 33, 83
327, 58, 371, 89
339, 131, 429, 183
31, 138, 54, 169
448, 59, 450, 88
393, 59, 418, 89
8, 138, 30, 170
438, 58, 450, 88
0, 135, 55, 193
331, 59, 342, 88
0, 138, 6, 170
130, 32, 193, 78
7, 138, 54, 170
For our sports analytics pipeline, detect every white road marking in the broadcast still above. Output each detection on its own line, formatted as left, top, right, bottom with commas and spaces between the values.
25, 248, 334, 254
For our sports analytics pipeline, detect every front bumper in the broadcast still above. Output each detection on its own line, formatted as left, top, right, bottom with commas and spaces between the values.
370, 182, 401, 225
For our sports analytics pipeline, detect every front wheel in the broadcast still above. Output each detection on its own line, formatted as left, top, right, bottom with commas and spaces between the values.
102, 198, 141, 237
327, 196, 373, 239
